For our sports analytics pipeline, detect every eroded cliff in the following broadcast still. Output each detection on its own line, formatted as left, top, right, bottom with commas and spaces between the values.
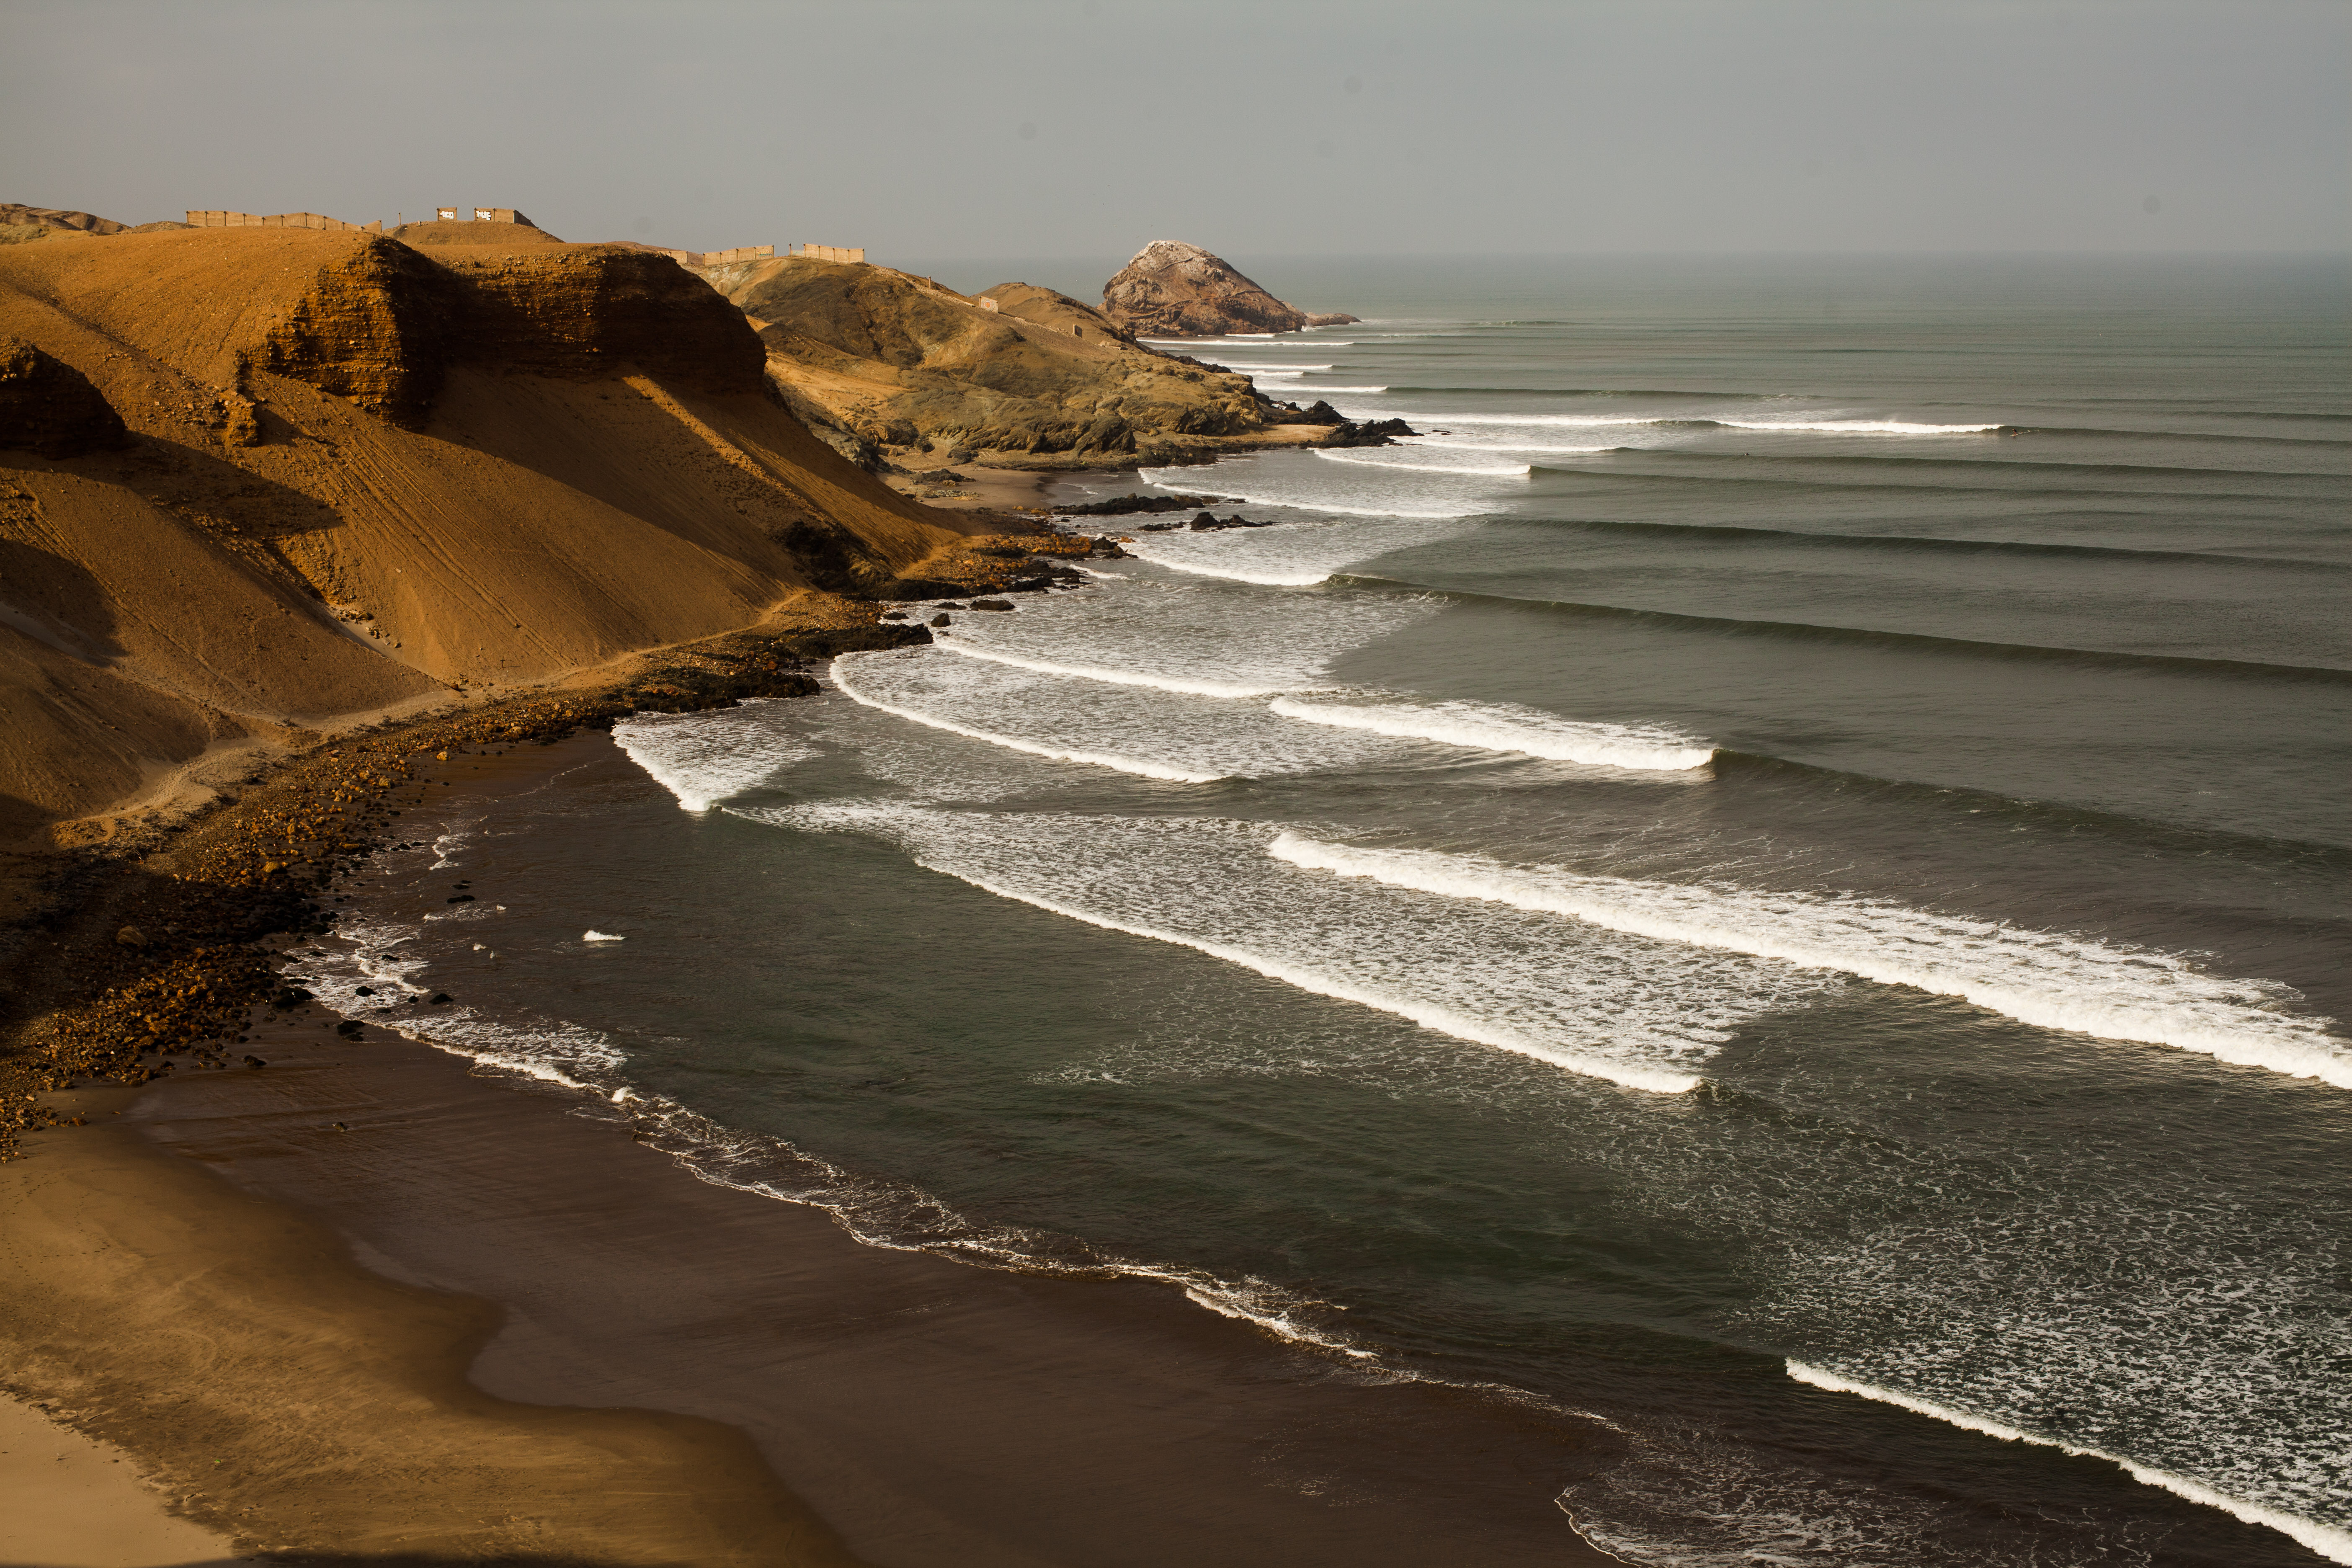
0, 226, 978, 841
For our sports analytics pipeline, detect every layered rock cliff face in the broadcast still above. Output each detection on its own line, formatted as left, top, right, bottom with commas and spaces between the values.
709, 258, 1331, 470
0, 225, 977, 840
255, 237, 450, 427
444, 249, 767, 392
0, 338, 129, 457
1099, 241, 1357, 339
253, 238, 767, 430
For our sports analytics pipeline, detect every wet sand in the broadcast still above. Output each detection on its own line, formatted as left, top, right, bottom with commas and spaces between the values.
0, 1393, 237, 1566
108, 977, 1619, 1564
2, 1075, 863, 1564
4, 588, 1617, 1562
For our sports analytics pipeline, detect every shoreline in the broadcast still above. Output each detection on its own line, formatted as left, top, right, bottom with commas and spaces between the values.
0, 489, 1615, 1561
2, 735, 1618, 1563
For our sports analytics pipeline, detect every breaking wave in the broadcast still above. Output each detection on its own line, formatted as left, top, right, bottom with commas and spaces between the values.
1267, 835, 2350, 1086
1269, 696, 1713, 770
1786, 1363, 2352, 1565
933, 635, 1290, 698
831, 653, 1228, 781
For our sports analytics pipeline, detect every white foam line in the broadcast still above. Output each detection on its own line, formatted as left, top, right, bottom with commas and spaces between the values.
1785, 1362, 2352, 1565
892, 852, 1697, 1096
1413, 413, 1998, 433
1313, 451, 1531, 477
1282, 384, 1389, 393
1224, 363, 1333, 371
1268, 836, 2351, 1087
1721, 419, 2001, 435
831, 653, 1227, 782
1118, 549, 1332, 588
1269, 698, 1712, 770
1133, 472, 1472, 521
1403, 437, 1614, 454
934, 636, 1288, 698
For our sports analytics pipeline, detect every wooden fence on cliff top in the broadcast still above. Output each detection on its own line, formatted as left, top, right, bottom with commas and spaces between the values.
654, 244, 865, 269
186, 210, 384, 233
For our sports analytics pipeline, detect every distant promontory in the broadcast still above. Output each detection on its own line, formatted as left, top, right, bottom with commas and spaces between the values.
1099, 241, 1358, 339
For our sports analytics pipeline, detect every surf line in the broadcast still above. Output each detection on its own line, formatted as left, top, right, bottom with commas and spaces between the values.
1270, 696, 1714, 771
931, 637, 1291, 699
1787, 1362, 2352, 1565
1269, 835, 2350, 1088
880, 848, 1701, 1096
829, 653, 1227, 782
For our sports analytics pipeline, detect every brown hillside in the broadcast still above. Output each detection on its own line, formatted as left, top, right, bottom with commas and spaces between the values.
700, 256, 1336, 471
0, 227, 974, 842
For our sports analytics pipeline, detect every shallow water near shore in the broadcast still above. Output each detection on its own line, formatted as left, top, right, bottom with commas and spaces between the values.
303, 256, 2348, 1566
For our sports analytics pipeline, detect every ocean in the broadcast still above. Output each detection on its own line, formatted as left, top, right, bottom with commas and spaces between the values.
292, 255, 2349, 1565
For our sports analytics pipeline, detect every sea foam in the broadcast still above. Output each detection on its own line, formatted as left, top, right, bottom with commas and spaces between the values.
831, 653, 1228, 781
1267, 836, 2350, 1087
613, 703, 814, 812
1413, 412, 2000, 435
1786, 1362, 2352, 1565
755, 804, 1807, 1093
1313, 450, 1532, 477
1269, 696, 1714, 770
934, 636, 1288, 698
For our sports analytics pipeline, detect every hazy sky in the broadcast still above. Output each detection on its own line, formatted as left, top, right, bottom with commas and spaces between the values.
5, 0, 2346, 260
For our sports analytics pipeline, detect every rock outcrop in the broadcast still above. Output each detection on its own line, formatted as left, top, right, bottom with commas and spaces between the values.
441, 247, 766, 394
251, 237, 766, 430
255, 237, 452, 427
1099, 242, 1358, 338
0, 337, 130, 456
706, 257, 1339, 470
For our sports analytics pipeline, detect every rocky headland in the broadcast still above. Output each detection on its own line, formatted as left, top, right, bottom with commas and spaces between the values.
1099, 240, 1359, 339
696, 254, 1352, 477
694, 248, 1399, 480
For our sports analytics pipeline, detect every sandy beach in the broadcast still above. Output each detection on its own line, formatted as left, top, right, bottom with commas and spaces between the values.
0, 643, 1616, 1565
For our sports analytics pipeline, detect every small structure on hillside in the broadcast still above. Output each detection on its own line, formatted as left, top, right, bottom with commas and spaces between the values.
650, 245, 775, 268
428, 206, 535, 224
186, 209, 383, 233
792, 243, 865, 264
